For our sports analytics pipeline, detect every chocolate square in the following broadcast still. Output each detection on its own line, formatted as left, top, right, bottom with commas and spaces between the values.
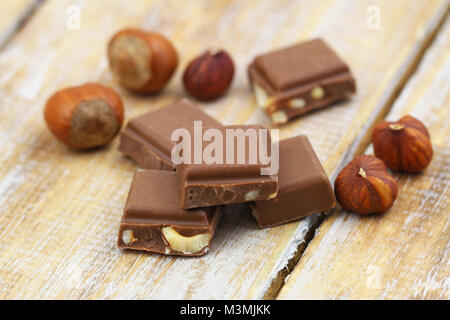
118, 170, 221, 256
251, 135, 336, 228
176, 125, 278, 209
119, 99, 222, 170
249, 39, 356, 124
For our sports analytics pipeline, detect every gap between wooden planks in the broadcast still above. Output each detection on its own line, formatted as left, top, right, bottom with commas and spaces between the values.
0, 0, 448, 299
278, 14, 450, 300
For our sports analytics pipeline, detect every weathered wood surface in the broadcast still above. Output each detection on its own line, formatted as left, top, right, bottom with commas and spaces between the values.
0, 0, 448, 299
278, 14, 450, 300
0, 0, 39, 47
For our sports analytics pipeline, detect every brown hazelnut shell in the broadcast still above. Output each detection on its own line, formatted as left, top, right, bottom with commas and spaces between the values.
183, 49, 234, 100
44, 83, 124, 150
335, 155, 398, 215
371, 115, 433, 172
108, 28, 178, 93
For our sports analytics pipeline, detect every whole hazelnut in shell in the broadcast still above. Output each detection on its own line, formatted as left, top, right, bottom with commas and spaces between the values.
108, 28, 178, 93
183, 49, 234, 100
335, 155, 398, 215
371, 115, 433, 173
44, 83, 124, 150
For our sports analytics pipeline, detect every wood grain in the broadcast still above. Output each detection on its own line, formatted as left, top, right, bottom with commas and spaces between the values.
278, 14, 450, 300
0, 0, 448, 299
0, 0, 40, 47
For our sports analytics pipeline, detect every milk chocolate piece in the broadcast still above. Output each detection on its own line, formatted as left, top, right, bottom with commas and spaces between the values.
177, 125, 278, 209
118, 170, 221, 256
119, 99, 222, 170
248, 39, 356, 124
251, 135, 336, 228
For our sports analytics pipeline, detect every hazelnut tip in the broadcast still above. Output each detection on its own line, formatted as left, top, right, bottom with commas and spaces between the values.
358, 168, 367, 178
388, 123, 405, 131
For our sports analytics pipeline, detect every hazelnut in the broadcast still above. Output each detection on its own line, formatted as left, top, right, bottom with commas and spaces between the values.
245, 190, 260, 201
335, 155, 398, 215
268, 191, 277, 199
44, 83, 124, 150
253, 83, 271, 109
372, 115, 433, 172
183, 49, 234, 100
108, 28, 178, 93
161, 227, 210, 254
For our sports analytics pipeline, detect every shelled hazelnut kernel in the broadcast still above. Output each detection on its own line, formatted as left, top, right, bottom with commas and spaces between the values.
271, 111, 288, 124
335, 155, 398, 215
183, 49, 235, 100
311, 86, 324, 99
108, 28, 178, 93
162, 227, 210, 254
371, 115, 433, 172
44, 83, 124, 150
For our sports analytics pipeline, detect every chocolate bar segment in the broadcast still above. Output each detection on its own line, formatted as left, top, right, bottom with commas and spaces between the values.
119, 99, 222, 170
251, 135, 336, 228
177, 125, 278, 209
118, 170, 221, 256
248, 39, 356, 124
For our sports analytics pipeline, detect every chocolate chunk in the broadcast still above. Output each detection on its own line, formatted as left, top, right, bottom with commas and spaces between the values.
251, 135, 336, 228
119, 99, 222, 170
248, 39, 356, 124
176, 125, 279, 209
118, 170, 221, 256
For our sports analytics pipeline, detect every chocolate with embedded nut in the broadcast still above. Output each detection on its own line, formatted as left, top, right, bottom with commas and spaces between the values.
118, 170, 221, 256
248, 39, 356, 124
119, 99, 222, 170
176, 124, 278, 209
251, 135, 336, 228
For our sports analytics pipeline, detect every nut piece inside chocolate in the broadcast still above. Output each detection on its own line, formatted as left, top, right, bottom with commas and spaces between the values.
253, 83, 271, 109
267, 191, 277, 199
248, 39, 356, 124
311, 86, 325, 99
271, 111, 288, 124
245, 190, 260, 201
289, 98, 306, 109
162, 227, 210, 254
122, 230, 138, 245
